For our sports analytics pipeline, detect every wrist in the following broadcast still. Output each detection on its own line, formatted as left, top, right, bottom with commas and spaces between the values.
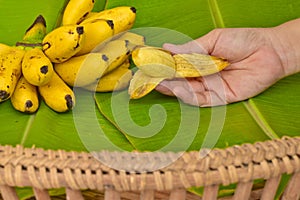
269, 19, 300, 76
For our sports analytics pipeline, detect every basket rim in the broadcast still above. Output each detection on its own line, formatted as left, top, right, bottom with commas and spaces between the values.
0, 136, 299, 191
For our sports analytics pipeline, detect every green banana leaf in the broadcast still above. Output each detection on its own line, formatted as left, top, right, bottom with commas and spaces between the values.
0, 0, 300, 199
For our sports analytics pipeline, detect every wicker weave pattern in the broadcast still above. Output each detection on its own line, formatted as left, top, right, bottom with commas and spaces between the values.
0, 136, 299, 199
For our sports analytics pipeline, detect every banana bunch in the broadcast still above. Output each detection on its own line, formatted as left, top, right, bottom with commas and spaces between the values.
128, 46, 230, 99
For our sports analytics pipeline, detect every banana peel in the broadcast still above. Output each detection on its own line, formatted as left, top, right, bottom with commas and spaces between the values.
128, 46, 230, 99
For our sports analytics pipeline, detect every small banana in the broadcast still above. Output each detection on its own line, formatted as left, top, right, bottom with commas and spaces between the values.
95, 39, 132, 74
42, 25, 85, 63
38, 71, 75, 112
173, 53, 229, 77
76, 19, 114, 56
116, 31, 145, 47
132, 46, 176, 78
11, 76, 39, 113
0, 43, 12, 55
22, 48, 54, 86
62, 0, 95, 25
129, 46, 230, 99
128, 70, 164, 99
0, 48, 25, 102
54, 52, 109, 87
84, 59, 132, 92
81, 6, 136, 34
55, 38, 135, 87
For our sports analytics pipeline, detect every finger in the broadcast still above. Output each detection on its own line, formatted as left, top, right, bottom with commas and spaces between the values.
163, 40, 207, 54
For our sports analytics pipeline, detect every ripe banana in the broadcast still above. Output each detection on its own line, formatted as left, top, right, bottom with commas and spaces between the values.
54, 52, 109, 87
116, 31, 145, 47
11, 76, 39, 113
0, 43, 12, 55
131, 47, 176, 78
84, 59, 132, 92
76, 19, 114, 56
22, 48, 54, 86
38, 71, 75, 112
0, 48, 25, 102
128, 70, 164, 99
55, 37, 137, 87
129, 46, 230, 99
81, 6, 136, 35
95, 39, 132, 74
42, 25, 85, 63
62, 0, 95, 25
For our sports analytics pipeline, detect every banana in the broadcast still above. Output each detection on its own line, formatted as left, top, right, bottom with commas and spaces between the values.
62, 0, 95, 25
75, 19, 114, 56
173, 53, 229, 77
0, 48, 25, 102
81, 6, 136, 34
128, 70, 164, 99
129, 46, 230, 99
54, 52, 109, 87
95, 39, 132, 74
55, 38, 134, 87
0, 43, 12, 55
38, 71, 75, 112
42, 25, 85, 63
116, 31, 145, 47
10, 76, 39, 113
132, 46, 176, 78
84, 59, 132, 92
22, 48, 54, 86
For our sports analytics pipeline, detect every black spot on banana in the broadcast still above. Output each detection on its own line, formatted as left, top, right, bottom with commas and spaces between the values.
42, 25, 85, 63
0, 48, 25, 102
11, 76, 39, 113
75, 19, 115, 56
38, 71, 75, 112
129, 46, 230, 99
22, 48, 54, 86
62, 0, 95, 25
80, 6, 137, 35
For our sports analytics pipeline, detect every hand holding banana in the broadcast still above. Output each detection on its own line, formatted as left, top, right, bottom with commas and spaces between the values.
0, 0, 229, 114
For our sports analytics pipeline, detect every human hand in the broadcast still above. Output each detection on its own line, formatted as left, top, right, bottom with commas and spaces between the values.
155, 28, 288, 107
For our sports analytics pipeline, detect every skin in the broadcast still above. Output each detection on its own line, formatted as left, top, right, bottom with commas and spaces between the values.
156, 18, 300, 107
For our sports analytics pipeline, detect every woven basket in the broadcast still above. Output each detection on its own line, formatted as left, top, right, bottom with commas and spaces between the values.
0, 136, 299, 200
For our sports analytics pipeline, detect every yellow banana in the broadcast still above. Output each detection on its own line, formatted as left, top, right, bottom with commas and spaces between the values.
128, 70, 164, 99
42, 25, 85, 63
96, 39, 132, 74
84, 59, 132, 92
0, 48, 25, 102
116, 31, 145, 47
38, 71, 75, 112
62, 0, 95, 25
75, 19, 114, 56
129, 46, 230, 99
81, 6, 136, 34
54, 52, 109, 87
10, 76, 39, 113
0, 43, 12, 55
173, 53, 229, 77
132, 46, 176, 78
22, 48, 54, 86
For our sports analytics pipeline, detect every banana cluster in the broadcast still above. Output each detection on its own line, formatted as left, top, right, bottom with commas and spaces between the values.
0, 0, 230, 114
0, 0, 142, 113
